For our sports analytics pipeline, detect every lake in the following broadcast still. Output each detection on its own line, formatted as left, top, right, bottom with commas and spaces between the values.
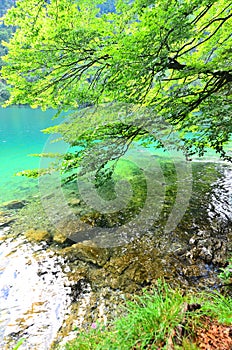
0, 106, 231, 206
0, 107, 61, 204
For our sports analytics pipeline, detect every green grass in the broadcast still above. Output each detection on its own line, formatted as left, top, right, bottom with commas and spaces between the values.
219, 256, 232, 284
62, 280, 232, 350
12, 338, 25, 350
200, 291, 232, 325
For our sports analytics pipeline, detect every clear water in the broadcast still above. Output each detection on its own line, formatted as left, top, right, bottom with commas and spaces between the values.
0, 106, 231, 205
0, 107, 61, 204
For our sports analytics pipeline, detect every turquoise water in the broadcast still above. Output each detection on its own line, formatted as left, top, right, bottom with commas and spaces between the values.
0, 107, 61, 204
0, 106, 231, 205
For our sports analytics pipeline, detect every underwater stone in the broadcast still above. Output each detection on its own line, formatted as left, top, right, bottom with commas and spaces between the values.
62, 241, 111, 266
3, 200, 26, 210
68, 198, 81, 207
0, 214, 15, 228
24, 228, 51, 243
53, 231, 67, 244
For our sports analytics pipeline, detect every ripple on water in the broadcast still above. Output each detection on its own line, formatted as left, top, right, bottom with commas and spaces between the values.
0, 232, 73, 350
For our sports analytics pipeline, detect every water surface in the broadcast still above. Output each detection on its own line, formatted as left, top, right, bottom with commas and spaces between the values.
0, 107, 60, 203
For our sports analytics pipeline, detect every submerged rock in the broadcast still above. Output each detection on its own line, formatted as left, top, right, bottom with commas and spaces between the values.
68, 198, 81, 207
0, 214, 15, 228
53, 231, 68, 244
24, 228, 52, 243
2, 200, 26, 210
62, 241, 111, 267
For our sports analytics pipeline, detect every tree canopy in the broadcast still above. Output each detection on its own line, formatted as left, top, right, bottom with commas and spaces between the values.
0, 0, 15, 103
1, 0, 232, 167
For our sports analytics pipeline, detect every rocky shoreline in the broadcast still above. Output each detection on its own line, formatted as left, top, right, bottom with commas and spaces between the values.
0, 210, 231, 348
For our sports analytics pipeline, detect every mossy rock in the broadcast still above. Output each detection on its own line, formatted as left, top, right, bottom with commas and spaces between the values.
89, 248, 165, 291
24, 228, 52, 243
53, 231, 67, 244
62, 241, 111, 266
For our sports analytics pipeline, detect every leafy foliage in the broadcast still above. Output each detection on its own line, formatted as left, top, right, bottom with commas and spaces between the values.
219, 256, 232, 285
0, 0, 232, 174
0, 0, 15, 103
